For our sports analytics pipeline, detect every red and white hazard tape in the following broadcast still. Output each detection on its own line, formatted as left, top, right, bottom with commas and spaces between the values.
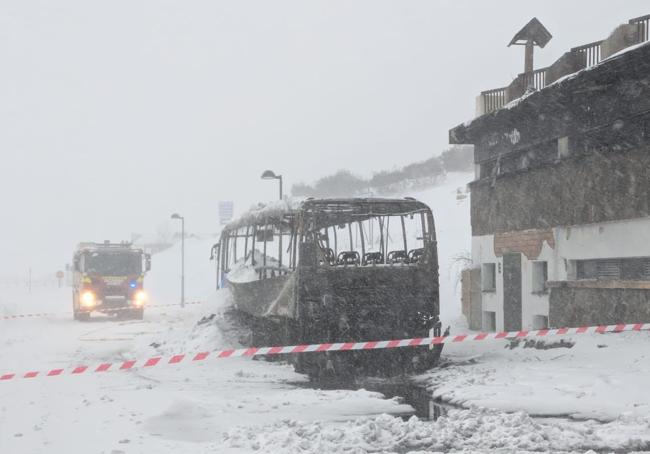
0, 301, 205, 320
1, 312, 57, 320
1, 323, 649, 382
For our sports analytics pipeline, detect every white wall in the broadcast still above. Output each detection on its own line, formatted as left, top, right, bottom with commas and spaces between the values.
471, 216, 650, 331
554, 217, 650, 261
472, 235, 503, 330
474, 233, 556, 331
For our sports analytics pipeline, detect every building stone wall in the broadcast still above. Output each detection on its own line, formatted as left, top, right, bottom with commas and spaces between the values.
549, 286, 650, 327
471, 147, 650, 236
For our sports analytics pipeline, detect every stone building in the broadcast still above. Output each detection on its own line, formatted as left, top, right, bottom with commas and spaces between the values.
451, 15, 650, 331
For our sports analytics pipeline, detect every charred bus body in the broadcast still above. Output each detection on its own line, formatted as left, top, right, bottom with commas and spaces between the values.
212, 198, 442, 379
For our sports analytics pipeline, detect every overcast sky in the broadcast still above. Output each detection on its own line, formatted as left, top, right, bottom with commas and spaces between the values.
1, 0, 648, 276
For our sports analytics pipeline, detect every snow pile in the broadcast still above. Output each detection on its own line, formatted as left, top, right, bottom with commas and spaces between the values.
227, 249, 287, 284
128, 235, 246, 357
226, 254, 259, 283
130, 291, 240, 358
218, 406, 650, 453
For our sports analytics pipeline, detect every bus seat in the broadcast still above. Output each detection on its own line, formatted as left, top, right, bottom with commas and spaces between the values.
387, 250, 408, 264
408, 248, 425, 264
337, 251, 360, 266
363, 252, 384, 265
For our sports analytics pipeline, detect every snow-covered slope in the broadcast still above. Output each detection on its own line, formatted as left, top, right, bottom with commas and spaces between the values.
146, 235, 219, 306
403, 171, 472, 322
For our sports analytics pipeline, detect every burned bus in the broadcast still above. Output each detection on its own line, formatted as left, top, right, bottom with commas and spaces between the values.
211, 198, 442, 379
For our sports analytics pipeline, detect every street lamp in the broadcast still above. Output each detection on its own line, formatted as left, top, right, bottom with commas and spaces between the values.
261, 170, 284, 271
170, 213, 185, 308
261, 170, 283, 201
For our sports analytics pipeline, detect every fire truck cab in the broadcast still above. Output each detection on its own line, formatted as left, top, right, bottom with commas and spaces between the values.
72, 241, 151, 320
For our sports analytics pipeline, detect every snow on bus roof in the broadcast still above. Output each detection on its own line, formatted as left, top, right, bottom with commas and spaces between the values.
224, 198, 304, 231
224, 197, 431, 231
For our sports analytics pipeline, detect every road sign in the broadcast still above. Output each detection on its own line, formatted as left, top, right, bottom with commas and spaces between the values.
56, 270, 64, 288
219, 201, 234, 225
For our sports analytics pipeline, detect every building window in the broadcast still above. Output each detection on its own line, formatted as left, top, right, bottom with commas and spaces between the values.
532, 315, 549, 329
532, 261, 548, 293
576, 257, 650, 280
482, 263, 496, 292
483, 311, 496, 331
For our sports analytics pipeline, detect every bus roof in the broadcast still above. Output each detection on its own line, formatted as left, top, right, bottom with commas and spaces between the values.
223, 197, 432, 232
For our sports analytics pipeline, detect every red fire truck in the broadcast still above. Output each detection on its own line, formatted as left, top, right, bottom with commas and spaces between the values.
72, 241, 151, 320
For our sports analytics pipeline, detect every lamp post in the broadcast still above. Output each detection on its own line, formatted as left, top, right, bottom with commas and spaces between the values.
261, 170, 284, 270
261, 170, 283, 200
170, 213, 185, 308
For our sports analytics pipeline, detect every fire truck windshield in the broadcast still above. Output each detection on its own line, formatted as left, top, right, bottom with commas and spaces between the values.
84, 251, 142, 276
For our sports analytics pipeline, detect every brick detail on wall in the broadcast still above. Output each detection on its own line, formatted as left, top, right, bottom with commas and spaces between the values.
493, 228, 555, 260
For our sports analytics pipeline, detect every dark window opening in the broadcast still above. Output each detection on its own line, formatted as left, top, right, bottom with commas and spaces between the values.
483, 311, 496, 331
532, 315, 549, 329
482, 263, 496, 291
576, 257, 650, 280
532, 261, 548, 293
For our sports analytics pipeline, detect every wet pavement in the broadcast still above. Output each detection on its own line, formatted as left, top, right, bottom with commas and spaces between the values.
294, 375, 452, 421
356, 378, 451, 421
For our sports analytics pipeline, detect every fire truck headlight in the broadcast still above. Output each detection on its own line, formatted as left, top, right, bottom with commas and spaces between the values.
80, 291, 96, 308
133, 290, 147, 307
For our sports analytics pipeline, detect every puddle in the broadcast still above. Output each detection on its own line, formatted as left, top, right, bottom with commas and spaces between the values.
356, 378, 452, 421
293, 375, 453, 421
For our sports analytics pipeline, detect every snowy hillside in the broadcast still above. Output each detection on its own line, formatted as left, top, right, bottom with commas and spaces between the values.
146, 171, 473, 323
402, 171, 472, 322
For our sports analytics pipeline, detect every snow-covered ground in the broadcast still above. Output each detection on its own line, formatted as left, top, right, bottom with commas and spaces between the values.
0, 238, 413, 454
421, 329, 650, 422
2, 171, 650, 453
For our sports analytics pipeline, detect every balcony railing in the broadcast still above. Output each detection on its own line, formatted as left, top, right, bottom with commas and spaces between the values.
630, 14, 650, 42
571, 40, 603, 68
476, 14, 650, 116
524, 67, 547, 90
478, 87, 508, 114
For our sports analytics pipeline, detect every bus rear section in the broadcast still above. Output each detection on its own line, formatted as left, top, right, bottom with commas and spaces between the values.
293, 198, 442, 379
